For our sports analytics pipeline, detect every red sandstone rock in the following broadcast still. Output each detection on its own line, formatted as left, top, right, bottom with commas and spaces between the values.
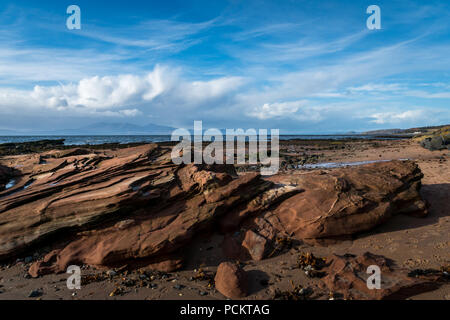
214, 262, 248, 299
320, 252, 442, 300
0, 144, 428, 277
241, 230, 268, 261
263, 160, 427, 241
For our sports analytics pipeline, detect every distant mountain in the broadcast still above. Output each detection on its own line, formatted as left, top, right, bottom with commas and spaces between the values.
42, 122, 175, 135
71, 122, 175, 135
0, 122, 175, 135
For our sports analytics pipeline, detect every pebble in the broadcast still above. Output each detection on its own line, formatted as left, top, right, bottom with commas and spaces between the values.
28, 289, 42, 298
304, 265, 313, 272
106, 270, 117, 277
199, 291, 208, 296
24, 256, 33, 264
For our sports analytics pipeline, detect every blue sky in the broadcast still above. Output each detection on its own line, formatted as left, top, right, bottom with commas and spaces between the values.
0, 0, 449, 133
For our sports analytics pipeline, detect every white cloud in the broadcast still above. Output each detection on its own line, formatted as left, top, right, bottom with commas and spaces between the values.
0, 65, 244, 118
246, 100, 325, 121
248, 101, 302, 119
348, 83, 404, 92
370, 110, 425, 124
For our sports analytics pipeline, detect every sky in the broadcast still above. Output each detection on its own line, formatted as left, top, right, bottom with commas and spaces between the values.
0, 0, 449, 134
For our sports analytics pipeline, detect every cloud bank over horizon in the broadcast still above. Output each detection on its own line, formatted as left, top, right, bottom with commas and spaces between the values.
0, 0, 449, 133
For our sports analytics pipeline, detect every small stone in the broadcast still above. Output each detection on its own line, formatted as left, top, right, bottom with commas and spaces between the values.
304, 265, 313, 272
199, 291, 208, 296
173, 284, 185, 290
106, 270, 117, 277
214, 262, 248, 299
24, 256, 33, 264
299, 287, 313, 296
28, 289, 42, 298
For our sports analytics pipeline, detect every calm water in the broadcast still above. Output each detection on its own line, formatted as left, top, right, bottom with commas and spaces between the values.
0, 134, 403, 146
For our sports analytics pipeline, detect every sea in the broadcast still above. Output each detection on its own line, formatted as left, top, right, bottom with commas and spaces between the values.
0, 135, 406, 145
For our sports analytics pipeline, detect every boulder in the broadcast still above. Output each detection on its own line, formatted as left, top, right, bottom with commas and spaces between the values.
418, 126, 450, 151
241, 230, 269, 261
320, 252, 442, 300
262, 160, 427, 241
422, 135, 450, 150
214, 262, 248, 299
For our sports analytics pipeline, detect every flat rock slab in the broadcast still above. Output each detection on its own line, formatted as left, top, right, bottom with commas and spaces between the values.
320, 252, 444, 300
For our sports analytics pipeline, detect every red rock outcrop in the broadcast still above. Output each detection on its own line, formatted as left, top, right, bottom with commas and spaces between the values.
0, 145, 294, 275
0, 144, 428, 277
320, 252, 442, 300
261, 160, 427, 241
214, 262, 248, 299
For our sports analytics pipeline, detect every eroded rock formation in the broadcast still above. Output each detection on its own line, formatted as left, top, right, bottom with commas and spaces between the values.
0, 145, 428, 279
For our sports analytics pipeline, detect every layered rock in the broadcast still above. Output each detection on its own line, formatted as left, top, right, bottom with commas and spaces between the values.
0, 145, 295, 276
0, 144, 428, 277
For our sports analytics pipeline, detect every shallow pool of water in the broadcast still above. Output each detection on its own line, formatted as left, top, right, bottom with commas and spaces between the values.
297, 159, 409, 169
5, 179, 16, 189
